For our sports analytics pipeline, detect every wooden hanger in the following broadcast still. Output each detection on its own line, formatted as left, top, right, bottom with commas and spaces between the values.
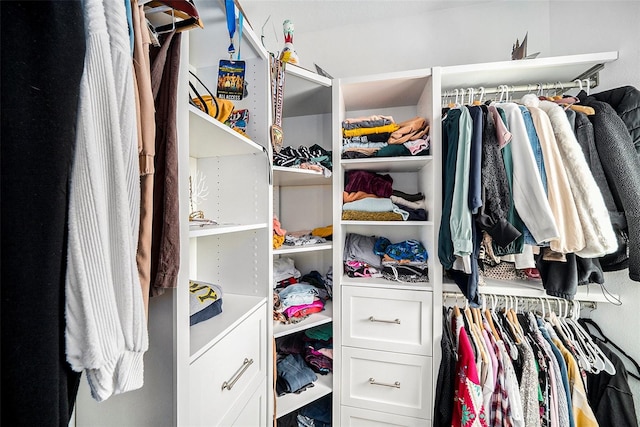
145, 0, 204, 34
483, 295, 501, 341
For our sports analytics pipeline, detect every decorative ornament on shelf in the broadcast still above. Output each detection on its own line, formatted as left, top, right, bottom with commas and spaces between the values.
279, 19, 299, 65
511, 32, 540, 60
189, 170, 216, 226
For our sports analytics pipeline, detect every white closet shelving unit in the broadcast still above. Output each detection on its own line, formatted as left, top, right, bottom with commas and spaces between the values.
333, 69, 440, 426
75, 2, 273, 426
332, 51, 620, 426
272, 63, 335, 419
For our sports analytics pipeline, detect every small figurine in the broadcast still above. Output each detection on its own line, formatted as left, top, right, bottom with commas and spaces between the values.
279, 19, 299, 65
511, 32, 540, 60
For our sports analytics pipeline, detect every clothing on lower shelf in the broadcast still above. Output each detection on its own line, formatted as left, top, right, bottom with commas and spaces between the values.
273, 259, 332, 325
276, 394, 332, 427
276, 327, 333, 397
343, 232, 429, 283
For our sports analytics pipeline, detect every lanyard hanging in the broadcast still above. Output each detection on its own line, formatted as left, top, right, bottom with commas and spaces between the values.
225, 0, 236, 59
237, 12, 243, 61
217, 0, 246, 101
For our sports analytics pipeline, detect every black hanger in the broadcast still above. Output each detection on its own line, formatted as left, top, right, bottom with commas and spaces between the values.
578, 318, 640, 381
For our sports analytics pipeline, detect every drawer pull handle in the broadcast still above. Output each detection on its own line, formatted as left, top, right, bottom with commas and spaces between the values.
369, 377, 401, 388
369, 316, 401, 324
222, 358, 254, 391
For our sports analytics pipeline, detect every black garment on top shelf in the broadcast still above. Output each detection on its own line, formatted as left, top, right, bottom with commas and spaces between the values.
1, 2, 86, 426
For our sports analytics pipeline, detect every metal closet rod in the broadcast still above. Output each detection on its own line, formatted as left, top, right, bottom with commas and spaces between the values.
442, 75, 598, 98
442, 291, 597, 310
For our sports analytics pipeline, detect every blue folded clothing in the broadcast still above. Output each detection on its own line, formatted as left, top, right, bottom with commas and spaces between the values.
189, 280, 223, 326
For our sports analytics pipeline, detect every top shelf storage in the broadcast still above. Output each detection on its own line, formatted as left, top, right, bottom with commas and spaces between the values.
283, 64, 332, 117
339, 69, 432, 111
439, 51, 619, 91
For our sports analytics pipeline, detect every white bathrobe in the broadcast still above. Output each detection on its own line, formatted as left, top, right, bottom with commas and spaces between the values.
66, 0, 148, 402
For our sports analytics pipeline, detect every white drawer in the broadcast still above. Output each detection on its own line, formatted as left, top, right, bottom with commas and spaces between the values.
188, 307, 266, 427
222, 380, 268, 427
341, 346, 432, 419
342, 286, 432, 355
341, 406, 430, 427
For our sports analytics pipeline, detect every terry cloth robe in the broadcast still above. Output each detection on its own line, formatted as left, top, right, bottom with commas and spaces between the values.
66, 0, 148, 402
534, 97, 617, 258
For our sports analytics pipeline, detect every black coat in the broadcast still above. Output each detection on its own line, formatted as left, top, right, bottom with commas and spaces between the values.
574, 111, 629, 272
578, 91, 640, 282
586, 85, 640, 153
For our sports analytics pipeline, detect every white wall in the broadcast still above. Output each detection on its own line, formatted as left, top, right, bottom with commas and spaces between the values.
244, 0, 640, 419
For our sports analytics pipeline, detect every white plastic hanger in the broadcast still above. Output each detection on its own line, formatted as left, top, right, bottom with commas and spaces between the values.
574, 79, 584, 93
467, 87, 475, 105
583, 78, 591, 96
568, 302, 616, 375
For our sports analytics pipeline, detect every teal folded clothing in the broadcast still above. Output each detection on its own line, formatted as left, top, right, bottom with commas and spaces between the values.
189, 280, 223, 326
342, 197, 409, 220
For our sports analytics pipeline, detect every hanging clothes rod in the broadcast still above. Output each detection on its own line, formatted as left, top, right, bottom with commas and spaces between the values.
442, 291, 597, 310
441, 74, 598, 99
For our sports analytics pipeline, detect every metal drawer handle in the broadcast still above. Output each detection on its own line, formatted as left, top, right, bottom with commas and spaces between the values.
369, 377, 401, 388
369, 316, 401, 324
221, 358, 254, 391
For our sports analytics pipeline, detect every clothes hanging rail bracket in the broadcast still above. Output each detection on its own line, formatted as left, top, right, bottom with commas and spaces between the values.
441, 74, 599, 100
442, 291, 597, 311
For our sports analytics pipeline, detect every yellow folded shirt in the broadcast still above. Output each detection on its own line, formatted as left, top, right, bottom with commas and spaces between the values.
342, 123, 399, 138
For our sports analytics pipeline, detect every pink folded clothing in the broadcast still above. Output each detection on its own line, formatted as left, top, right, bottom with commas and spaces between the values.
403, 135, 430, 155
284, 299, 325, 318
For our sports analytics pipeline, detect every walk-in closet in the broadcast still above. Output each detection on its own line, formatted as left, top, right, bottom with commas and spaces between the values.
2, 1, 639, 426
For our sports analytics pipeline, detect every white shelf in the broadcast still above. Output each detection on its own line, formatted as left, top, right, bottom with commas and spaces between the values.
340, 69, 432, 111
189, 106, 264, 158
274, 301, 333, 339
341, 276, 432, 292
341, 156, 432, 172
189, 222, 268, 238
341, 220, 433, 226
273, 166, 331, 186
440, 51, 618, 92
442, 279, 618, 304
276, 373, 333, 418
283, 63, 332, 117
274, 242, 333, 255
190, 294, 267, 362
